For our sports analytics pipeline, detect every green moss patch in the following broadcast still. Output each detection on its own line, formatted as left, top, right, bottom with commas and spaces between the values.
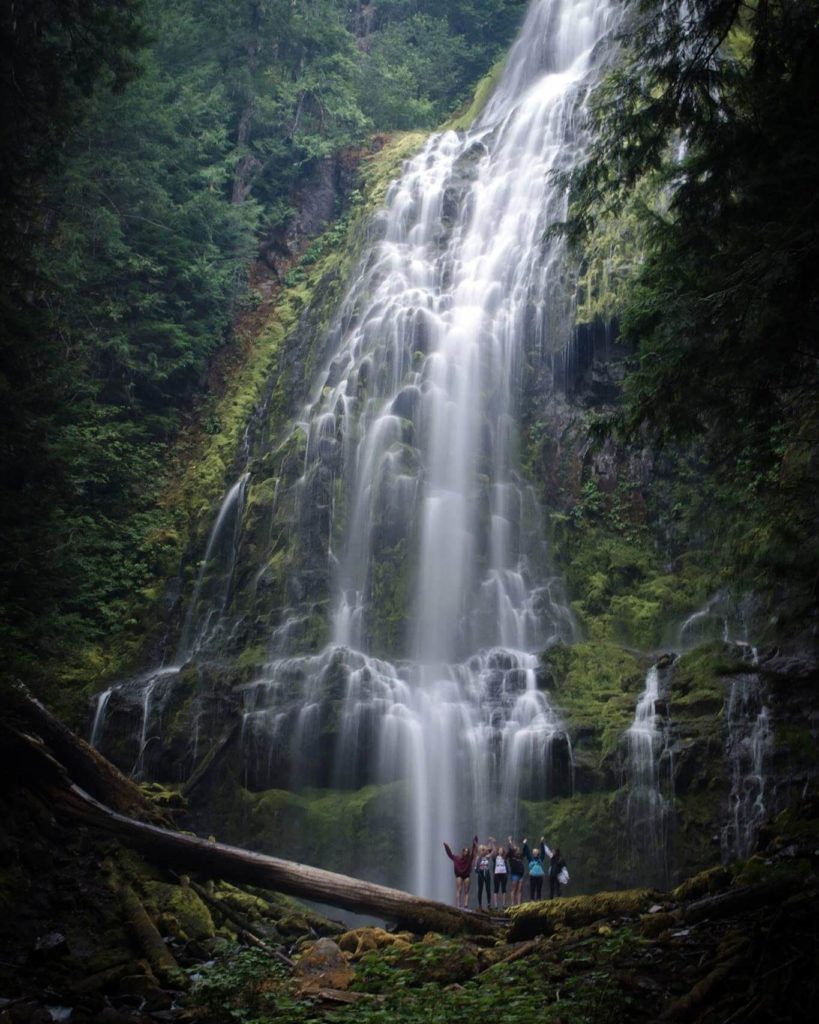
508, 889, 655, 940
203, 779, 407, 886
520, 791, 624, 894
544, 641, 644, 763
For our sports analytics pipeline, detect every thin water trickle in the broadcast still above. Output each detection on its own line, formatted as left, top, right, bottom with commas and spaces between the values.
176, 472, 250, 663
89, 688, 112, 750
722, 676, 773, 861
625, 663, 673, 888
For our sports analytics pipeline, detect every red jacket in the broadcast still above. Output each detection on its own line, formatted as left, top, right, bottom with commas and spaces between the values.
444, 836, 478, 877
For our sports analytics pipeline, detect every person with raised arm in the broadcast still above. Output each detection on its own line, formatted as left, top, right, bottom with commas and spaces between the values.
443, 835, 478, 909
507, 835, 525, 905
540, 836, 568, 899
521, 836, 546, 900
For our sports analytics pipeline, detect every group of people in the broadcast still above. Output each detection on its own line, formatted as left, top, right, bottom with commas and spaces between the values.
443, 835, 568, 910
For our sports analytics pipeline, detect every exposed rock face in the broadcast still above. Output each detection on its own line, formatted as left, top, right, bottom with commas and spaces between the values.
294, 938, 355, 993
259, 153, 357, 281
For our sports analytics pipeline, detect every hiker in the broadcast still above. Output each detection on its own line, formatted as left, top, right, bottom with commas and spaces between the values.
474, 843, 493, 910
492, 843, 509, 908
541, 837, 567, 899
507, 836, 525, 905
522, 837, 545, 900
443, 835, 478, 909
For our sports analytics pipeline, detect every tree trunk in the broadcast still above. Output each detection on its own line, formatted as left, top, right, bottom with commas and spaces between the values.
8, 686, 169, 825
4, 711, 500, 938
50, 780, 499, 937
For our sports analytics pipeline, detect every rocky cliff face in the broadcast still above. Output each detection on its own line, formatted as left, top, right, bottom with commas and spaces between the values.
88, 272, 819, 891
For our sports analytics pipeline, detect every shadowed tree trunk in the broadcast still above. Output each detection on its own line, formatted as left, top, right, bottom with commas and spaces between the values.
4, 693, 501, 938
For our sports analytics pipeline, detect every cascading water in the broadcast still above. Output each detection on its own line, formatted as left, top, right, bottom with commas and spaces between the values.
89, 475, 250, 773
721, 674, 773, 861
90, 0, 625, 900
240, 0, 621, 901
624, 663, 673, 888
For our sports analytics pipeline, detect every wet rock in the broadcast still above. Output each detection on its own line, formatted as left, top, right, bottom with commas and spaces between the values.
294, 938, 355, 993
337, 927, 411, 959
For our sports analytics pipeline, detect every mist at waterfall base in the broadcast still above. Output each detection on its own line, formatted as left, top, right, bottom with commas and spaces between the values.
88, 0, 777, 904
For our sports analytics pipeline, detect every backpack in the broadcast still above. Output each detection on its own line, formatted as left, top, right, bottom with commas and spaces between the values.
558, 865, 570, 886
529, 859, 544, 877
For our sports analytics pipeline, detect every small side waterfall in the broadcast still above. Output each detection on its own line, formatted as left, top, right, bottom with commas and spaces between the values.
176, 472, 250, 663
721, 674, 773, 861
624, 663, 673, 888
89, 688, 112, 750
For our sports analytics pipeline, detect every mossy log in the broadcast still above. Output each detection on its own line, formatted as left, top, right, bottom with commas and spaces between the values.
6, 714, 499, 939
120, 883, 186, 987
9, 686, 168, 825
51, 780, 498, 936
188, 878, 294, 967
506, 890, 657, 941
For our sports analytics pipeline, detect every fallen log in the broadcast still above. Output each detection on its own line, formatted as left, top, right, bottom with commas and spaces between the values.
8, 685, 169, 825
6, 722, 500, 938
120, 883, 186, 988
682, 882, 795, 924
50, 780, 499, 937
187, 879, 295, 968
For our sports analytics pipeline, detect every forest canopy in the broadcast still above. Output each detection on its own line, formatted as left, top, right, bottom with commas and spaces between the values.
0, 0, 525, 687
567, 0, 819, 603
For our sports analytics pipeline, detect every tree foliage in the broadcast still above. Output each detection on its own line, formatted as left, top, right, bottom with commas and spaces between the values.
0, 0, 525, 684
568, 0, 819, 600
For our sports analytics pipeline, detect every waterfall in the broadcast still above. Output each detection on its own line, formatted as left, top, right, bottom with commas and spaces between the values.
91, 0, 626, 899
721, 675, 773, 861
176, 472, 250, 663
624, 663, 673, 887
237, 0, 622, 901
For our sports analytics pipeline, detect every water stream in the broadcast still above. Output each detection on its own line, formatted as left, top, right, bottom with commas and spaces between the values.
624, 663, 673, 887
721, 674, 773, 861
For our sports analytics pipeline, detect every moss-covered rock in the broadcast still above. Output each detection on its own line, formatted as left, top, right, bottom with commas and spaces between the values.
142, 880, 215, 942
193, 777, 407, 885
543, 640, 644, 772
520, 791, 623, 894
507, 889, 656, 940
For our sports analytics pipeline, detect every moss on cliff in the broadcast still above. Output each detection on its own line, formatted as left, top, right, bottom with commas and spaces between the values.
543, 641, 644, 766
519, 791, 623, 894
200, 778, 407, 886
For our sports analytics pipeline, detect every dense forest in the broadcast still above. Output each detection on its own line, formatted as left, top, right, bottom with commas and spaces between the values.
1, 1, 818, 1022
1, 0, 527, 693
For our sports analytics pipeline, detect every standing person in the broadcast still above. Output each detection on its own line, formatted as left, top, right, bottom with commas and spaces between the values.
443, 835, 478, 909
541, 837, 567, 899
492, 844, 509, 909
474, 844, 493, 910
507, 836, 525, 905
522, 837, 545, 900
